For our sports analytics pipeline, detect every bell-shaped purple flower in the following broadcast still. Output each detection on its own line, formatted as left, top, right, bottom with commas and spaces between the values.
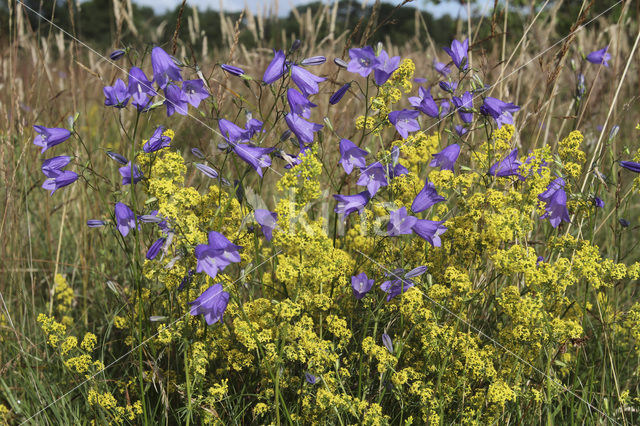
388, 109, 420, 139
182, 79, 210, 108
287, 88, 317, 119
357, 162, 388, 196
480, 97, 520, 128
333, 191, 371, 217
489, 148, 522, 178
433, 59, 451, 77
412, 181, 445, 213
452, 91, 474, 123
593, 196, 604, 208
245, 118, 264, 138
347, 46, 380, 77
387, 207, 417, 236
263, 50, 287, 84
189, 283, 230, 325
455, 125, 468, 136
146, 237, 166, 260
291, 65, 326, 97
151, 46, 182, 89
443, 38, 469, 70
439, 80, 458, 94
412, 219, 447, 247
42, 156, 71, 177
329, 83, 351, 105
219, 119, 250, 144
143, 126, 172, 153
164, 84, 189, 117
430, 144, 461, 171
409, 87, 439, 118
373, 50, 401, 85
195, 231, 242, 279
33, 125, 72, 154
538, 178, 571, 228
42, 170, 78, 195
351, 272, 374, 299
127, 67, 156, 110
119, 162, 143, 185
339, 139, 368, 175
380, 277, 414, 302
221, 64, 244, 76
103, 78, 130, 108
254, 209, 278, 241
586, 46, 611, 67
115, 202, 136, 237
233, 144, 274, 177
305, 372, 318, 384
285, 113, 323, 145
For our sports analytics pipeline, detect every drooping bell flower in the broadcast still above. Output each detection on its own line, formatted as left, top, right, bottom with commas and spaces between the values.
181, 79, 210, 108
233, 144, 274, 177
412, 219, 447, 247
329, 83, 351, 105
195, 231, 242, 279
189, 283, 230, 325
285, 113, 323, 145
103, 79, 130, 108
221, 64, 244, 76
143, 126, 172, 153
388, 109, 420, 139
33, 125, 72, 153
119, 162, 143, 185
146, 237, 166, 260
585, 46, 611, 67
338, 139, 368, 175
164, 84, 189, 117
351, 272, 374, 300
291, 65, 326, 97
42, 155, 71, 177
433, 59, 451, 77
244, 118, 264, 138
115, 202, 136, 237
409, 87, 439, 118
488, 148, 522, 178
347, 46, 380, 77
455, 125, 468, 136
538, 178, 570, 228
380, 277, 414, 302
373, 50, 401, 85
387, 207, 417, 236
127, 67, 156, 110
263, 50, 287, 84
443, 38, 469, 70
480, 97, 520, 128
430, 144, 460, 171
151, 46, 182, 89
411, 181, 445, 213
42, 170, 79, 195
218, 119, 250, 144
106, 151, 128, 165
287, 88, 317, 119
254, 209, 278, 241
593, 196, 604, 208
357, 162, 388, 196
439, 80, 458, 94
452, 91, 474, 123
333, 191, 371, 217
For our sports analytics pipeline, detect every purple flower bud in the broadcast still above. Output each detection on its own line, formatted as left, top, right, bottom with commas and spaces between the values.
593, 196, 604, 208
291, 39, 301, 52
195, 163, 219, 179
106, 151, 128, 165
619, 218, 630, 227
334, 57, 348, 68
301, 56, 326, 66
329, 83, 351, 105
146, 237, 166, 260
405, 266, 427, 279
620, 161, 640, 173
382, 333, 393, 353
221, 64, 245, 76
585, 46, 611, 67
191, 147, 205, 159
439, 80, 458, 94
305, 372, 317, 385
87, 220, 106, 227
109, 49, 126, 60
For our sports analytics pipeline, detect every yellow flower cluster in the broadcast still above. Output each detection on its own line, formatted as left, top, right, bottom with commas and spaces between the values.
53, 273, 74, 326
87, 389, 143, 424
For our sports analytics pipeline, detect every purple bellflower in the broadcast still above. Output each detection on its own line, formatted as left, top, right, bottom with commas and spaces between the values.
104, 79, 130, 108
333, 191, 371, 217
489, 148, 522, 178
339, 139, 368, 175
329, 83, 351, 105
127, 67, 156, 110
146, 237, 166, 260
347, 46, 380, 77
620, 161, 640, 173
301, 56, 326, 66
195, 163, 219, 179
412, 181, 445, 213
380, 276, 414, 302
586, 46, 611, 67
443, 38, 469, 70
285, 113, 323, 145
387, 207, 418, 236
433, 59, 451, 77
430, 144, 461, 171
221, 64, 245, 76
42, 170, 78, 195
388, 109, 420, 139
480, 97, 520, 128
164, 84, 189, 117
382, 333, 393, 353
409, 87, 439, 118
151, 46, 182, 89
538, 178, 570, 228
219, 119, 250, 144
42, 155, 71, 176
439, 80, 458, 94
412, 219, 447, 247
234, 144, 274, 177
263, 50, 287, 84
182, 79, 210, 108
305, 373, 318, 385
115, 202, 136, 237
287, 88, 317, 119
593, 196, 604, 208
143, 126, 172, 153
33, 125, 72, 154
244, 118, 264, 137
455, 125, 468, 136
351, 272, 374, 299
357, 162, 388, 196
452, 91, 474, 123
119, 162, 144, 185
106, 151, 128, 165
195, 231, 242, 279
254, 209, 278, 241
189, 283, 230, 325
373, 50, 401, 85
291, 65, 326, 96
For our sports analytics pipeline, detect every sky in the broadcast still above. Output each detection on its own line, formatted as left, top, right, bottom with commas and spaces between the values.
129, 0, 486, 19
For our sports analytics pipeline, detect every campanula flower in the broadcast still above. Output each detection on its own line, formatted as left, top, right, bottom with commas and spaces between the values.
480, 97, 520, 128
181, 79, 210, 108
538, 178, 570, 228
452, 91, 474, 123
106, 151, 128, 165
339, 139, 368, 175
489, 148, 522, 178
189, 283, 230, 325
305, 373, 318, 385
103, 79, 130, 108
387, 207, 417, 236
119, 162, 143, 185
195, 163, 219, 179
263, 50, 287, 84
455, 125, 468, 136
382, 333, 393, 353
244, 118, 264, 138
151, 46, 182, 89
195, 231, 242, 279
164, 84, 189, 116
33, 125, 72, 153
127, 67, 156, 110
433, 59, 451, 77
443, 38, 469, 70
430, 144, 461, 171
219, 118, 250, 144
586, 46, 611, 67
285, 113, 323, 145
143, 126, 172, 153
593, 196, 604, 208
620, 218, 630, 227
233, 144, 274, 177
287, 88, 317, 119
146, 237, 166, 260
291, 65, 326, 97
373, 50, 401, 85
620, 161, 640, 173
254, 209, 278, 241
439, 80, 458, 94
301, 56, 326, 66
388, 109, 420, 139
42, 155, 71, 176
41, 157, 78, 195
405, 266, 427, 279
409, 87, 439, 118
380, 277, 414, 301
329, 83, 351, 105
221, 64, 245, 76
109, 49, 126, 60
412, 219, 447, 247
115, 202, 136, 237
412, 181, 445, 213
333, 191, 371, 216
347, 46, 380, 77
351, 272, 374, 299
357, 162, 388, 196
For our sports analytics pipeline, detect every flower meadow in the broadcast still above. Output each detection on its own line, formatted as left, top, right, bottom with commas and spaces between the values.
3, 2, 640, 425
